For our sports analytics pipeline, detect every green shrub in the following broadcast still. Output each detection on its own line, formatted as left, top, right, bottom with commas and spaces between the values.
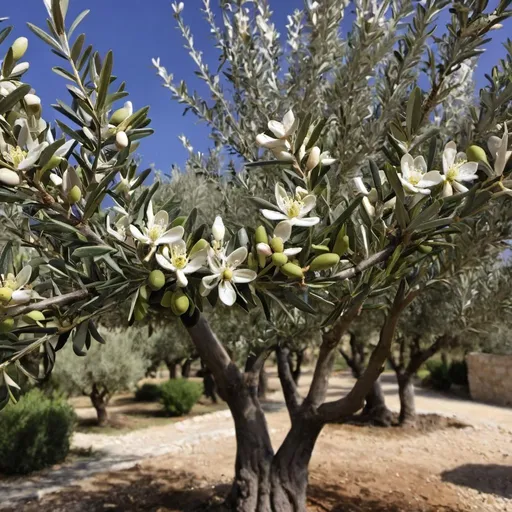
135, 382, 162, 402
160, 379, 202, 416
0, 389, 75, 474
448, 360, 469, 388
426, 360, 452, 391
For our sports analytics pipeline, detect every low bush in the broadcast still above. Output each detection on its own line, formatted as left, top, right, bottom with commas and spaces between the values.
160, 379, 202, 416
426, 360, 452, 391
134, 382, 162, 402
0, 389, 75, 474
448, 360, 469, 388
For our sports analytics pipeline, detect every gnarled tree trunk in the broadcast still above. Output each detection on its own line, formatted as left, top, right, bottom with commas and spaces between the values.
90, 384, 109, 426
181, 357, 194, 378
362, 377, 392, 426
166, 359, 178, 379
397, 371, 416, 426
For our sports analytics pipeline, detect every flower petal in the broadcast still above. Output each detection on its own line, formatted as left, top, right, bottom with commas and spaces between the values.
146, 201, 154, 226
273, 220, 292, 242
399, 175, 419, 194
268, 120, 286, 138
218, 280, 237, 306
129, 225, 149, 243
293, 216, 320, 227
256, 133, 286, 149
413, 156, 427, 174
227, 247, 248, 268
299, 194, 316, 216
156, 253, 175, 271
176, 269, 188, 288
400, 154, 414, 179
275, 183, 288, 213
207, 252, 224, 273
282, 109, 298, 136
283, 247, 302, 256
153, 209, 169, 227
417, 171, 444, 188
184, 250, 207, 273
487, 135, 502, 159
458, 162, 478, 181
442, 181, 453, 197
201, 274, 221, 291
443, 142, 457, 173
232, 269, 257, 284
158, 226, 185, 245
352, 177, 369, 196
261, 209, 289, 221
452, 181, 469, 194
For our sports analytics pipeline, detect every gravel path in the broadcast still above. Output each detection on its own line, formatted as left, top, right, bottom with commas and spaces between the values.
1, 370, 511, 510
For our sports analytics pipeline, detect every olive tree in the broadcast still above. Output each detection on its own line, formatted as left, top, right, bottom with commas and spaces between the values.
52, 328, 148, 425
0, 2, 511, 512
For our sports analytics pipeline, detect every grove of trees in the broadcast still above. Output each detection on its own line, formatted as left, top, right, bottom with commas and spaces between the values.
0, 1, 511, 511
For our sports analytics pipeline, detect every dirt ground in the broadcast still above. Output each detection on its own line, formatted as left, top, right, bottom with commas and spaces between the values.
2, 370, 512, 511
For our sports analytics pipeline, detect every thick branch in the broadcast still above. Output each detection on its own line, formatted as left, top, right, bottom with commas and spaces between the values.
304, 290, 369, 410
182, 310, 243, 400
276, 345, 302, 421
2, 289, 90, 319
331, 246, 395, 281
406, 334, 448, 376
244, 344, 274, 394
319, 284, 419, 422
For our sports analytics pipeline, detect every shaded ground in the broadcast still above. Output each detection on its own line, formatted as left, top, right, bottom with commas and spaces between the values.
1, 370, 511, 511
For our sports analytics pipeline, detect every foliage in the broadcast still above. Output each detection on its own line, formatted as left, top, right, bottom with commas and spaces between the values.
160, 378, 203, 416
52, 328, 148, 400
134, 382, 162, 402
0, 389, 75, 474
425, 359, 452, 391
448, 359, 469, 388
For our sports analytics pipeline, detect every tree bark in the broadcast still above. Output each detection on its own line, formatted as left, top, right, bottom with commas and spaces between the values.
362, 377, 392, 426
181, 357, 194, 378
258, 366, 268, 399
166, 360, 178, 379
397, 372, 416, 426
90, 385, 109, 426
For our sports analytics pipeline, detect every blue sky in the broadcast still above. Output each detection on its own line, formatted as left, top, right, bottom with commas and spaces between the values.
2, 1, 510, 175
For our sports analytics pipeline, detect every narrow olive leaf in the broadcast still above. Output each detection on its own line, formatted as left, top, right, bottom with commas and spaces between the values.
369, 159, 383, 201
384, 165, 405, 203
183, 208, 198, 235
0, 241, 13, 275
1, 47, 14, 77
427, 134, 437, 171
96, 50, 113, 112
56, 120, 92, 149
317, 196, 363, 239
248, 196, 279, 211
38, 137, 66, 168
53, 100, 86, 127
88, 320, 105, 344
294, 112, 312, 154
26, 23, 62, 52
129, 168, 151, 190
406, 200, 442, 233
77, 44, 93, 71
394, 196, 410, 230
0, 84, 31, 115
52, 66, 75, 81
0, 26, 13, 46
51, 0, 65, 35
72, 245, 116, 258
71, 33, 85, 63
406, 86, 422, 138
282, 290, 317, 314
306, 117, 328, 150
68, 9, 90, 39
416, 217, 454, 233
72, 321, 89, 356
83, 168, 118, 220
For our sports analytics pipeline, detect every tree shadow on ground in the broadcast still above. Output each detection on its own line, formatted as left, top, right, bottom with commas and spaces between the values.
441, 464, 512, 498
3, 466, 464, 512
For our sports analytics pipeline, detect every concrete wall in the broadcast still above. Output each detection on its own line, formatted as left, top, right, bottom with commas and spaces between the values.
466, 353, 512, 407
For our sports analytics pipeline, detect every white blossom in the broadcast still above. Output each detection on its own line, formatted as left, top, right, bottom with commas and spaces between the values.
200, 247, 257, 306
256, 110, 298, 160
487, 125, 511, 178
261, 183, 319, 226
441, 142, 479, 197
1, 266, 33, 305
399, 154, 443, 195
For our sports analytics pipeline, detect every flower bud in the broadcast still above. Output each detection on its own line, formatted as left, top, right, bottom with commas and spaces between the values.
11, 62, 29, 76
0, 168, 20, 186
255, 225, 268, 245
418, 245, 433, 254
212, 216, 225, 242
190, 239, 209, 257
24, 93, 42, 116
272, 252, 288, 267
333, 233, 350, 257
110, 102, 132, 126
256, 243, 272, 257
306, 146, 321, 171
466, 145, 488, 164
67, 185, 82, 204
171, 290, 190, 316
160, 290, 173, 308
115, 131, 129, 150
0, 317, 14, 333
309, 253, 340, 271
148, 269, 165, 291
0, 287, 13, 302
12, 37, 28, 61
280, 262, 304, 279
270, 237, 284, 253
42, 155, 63, 172
311, 244, 330, 253
23, 310, 45, 324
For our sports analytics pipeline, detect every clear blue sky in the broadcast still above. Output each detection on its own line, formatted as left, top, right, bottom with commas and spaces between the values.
3, 1, 510, 174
